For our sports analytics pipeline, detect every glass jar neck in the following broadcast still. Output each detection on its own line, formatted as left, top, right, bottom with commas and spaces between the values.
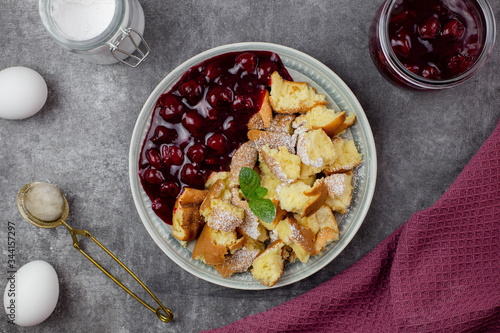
378, 0, 496, 90
39, 0, 126, 51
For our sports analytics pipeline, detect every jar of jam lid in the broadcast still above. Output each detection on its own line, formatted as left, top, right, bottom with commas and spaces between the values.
369, 0, 495, 90
39, 0, 150, 67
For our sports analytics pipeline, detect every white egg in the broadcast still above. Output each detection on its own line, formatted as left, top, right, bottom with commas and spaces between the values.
0, 66, 48, 120
3, 260, 59, 327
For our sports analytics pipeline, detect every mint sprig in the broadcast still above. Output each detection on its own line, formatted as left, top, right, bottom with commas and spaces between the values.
248, 199, 276, 224
239, 167, 276, 223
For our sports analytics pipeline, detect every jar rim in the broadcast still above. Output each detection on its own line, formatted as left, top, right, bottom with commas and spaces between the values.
378, 0, 496, 89
39, 0, 125, 51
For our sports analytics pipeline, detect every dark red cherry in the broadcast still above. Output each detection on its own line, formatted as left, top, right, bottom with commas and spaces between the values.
466, 41, 479, 57
218, 155, 232, 171
235, 52, 258, 73
195, 75, 206, 85
446, 54, 471, 75
151, 198, 171, 220
207, 107, 220, 121
232, 95, 254, 111
169, 146, 184, 165
159, 94, 179, 108
144, 167, 165, 184
431, 4, 445, 16
161, 145, 184, 165
160, 145, 170, 165
152, 126, 178, 144
216, 76, 235, 90
159, 95, 184, 122
418, 16, 440, 40
160, 181, 181, 198
257, 60, 279, 81
187, 143, 206, 163
391, 32, 411, 57
391, 10, 410, 24
205, 157, 217, 165
206, 133, 227, 155
404, 63, 420, 74
179, 79, 203, 104
236, 79, 259, 94
182, 111, 204, 134
181, 163, 205, 188
421, 65, 441, 79
205, 63, 223, 82
442, 19, 465, 41
222, 117, 237, 136
146, 149, 163, 169
207, 86, 234, 108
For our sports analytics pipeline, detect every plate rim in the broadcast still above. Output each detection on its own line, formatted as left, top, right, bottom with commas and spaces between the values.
129, 42, 377, 290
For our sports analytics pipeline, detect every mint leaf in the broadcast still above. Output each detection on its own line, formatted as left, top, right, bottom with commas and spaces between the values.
254, 187, 268, 199
239, 167, 261, 199
249, 198, 276, 223
239, 167, 276, 223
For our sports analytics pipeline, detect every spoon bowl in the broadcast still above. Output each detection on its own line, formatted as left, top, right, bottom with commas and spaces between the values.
17, 182, 69, 229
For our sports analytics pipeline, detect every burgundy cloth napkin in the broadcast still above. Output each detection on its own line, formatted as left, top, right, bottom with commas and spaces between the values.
205, 118, 500, 333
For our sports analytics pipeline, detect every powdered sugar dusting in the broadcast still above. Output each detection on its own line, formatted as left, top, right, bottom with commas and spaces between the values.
275, 183, 284, 196
291, 123, 307, 147
292, 115, 307, 129
288, 220, 306, 244
239, 208, 261, 240
228, 247, 260, 273
324, 173, 347, 198
285, 219, 315, 255
270, 159, 291, 183
231, 189, 262, 240
328, 162, 358, 173
215, 247, 260, 277
208, 206, 243, 232
252, 132, 296, 154
267, 114, 295, 133
269, 230, 279, 243
230, 141, 258, 184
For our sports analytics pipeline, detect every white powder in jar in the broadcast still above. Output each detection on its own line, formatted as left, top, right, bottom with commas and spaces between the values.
51, 0, 116, 41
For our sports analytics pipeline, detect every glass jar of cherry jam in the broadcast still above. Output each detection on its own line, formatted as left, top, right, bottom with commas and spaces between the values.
369, 0, 495, 90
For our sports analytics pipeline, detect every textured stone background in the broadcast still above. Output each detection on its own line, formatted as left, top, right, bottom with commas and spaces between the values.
0, 0, 498, 332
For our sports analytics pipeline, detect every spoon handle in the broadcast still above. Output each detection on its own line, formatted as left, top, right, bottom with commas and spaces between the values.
60, 220, 173, 323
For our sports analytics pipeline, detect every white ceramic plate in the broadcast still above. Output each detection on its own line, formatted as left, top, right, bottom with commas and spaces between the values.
129, 42, 377, 289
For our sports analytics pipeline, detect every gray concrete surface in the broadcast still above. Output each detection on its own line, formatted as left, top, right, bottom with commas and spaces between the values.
0, 0, 499, 332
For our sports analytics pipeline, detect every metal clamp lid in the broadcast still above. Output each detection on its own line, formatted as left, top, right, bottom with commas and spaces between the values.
107, 27, 150, 68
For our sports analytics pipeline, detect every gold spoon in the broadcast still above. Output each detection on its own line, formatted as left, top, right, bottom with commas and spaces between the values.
17, 182, 173, 323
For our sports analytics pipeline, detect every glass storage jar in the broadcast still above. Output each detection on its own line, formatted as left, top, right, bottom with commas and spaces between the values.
369, 0, 495, 90
39, 0, 150, 67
